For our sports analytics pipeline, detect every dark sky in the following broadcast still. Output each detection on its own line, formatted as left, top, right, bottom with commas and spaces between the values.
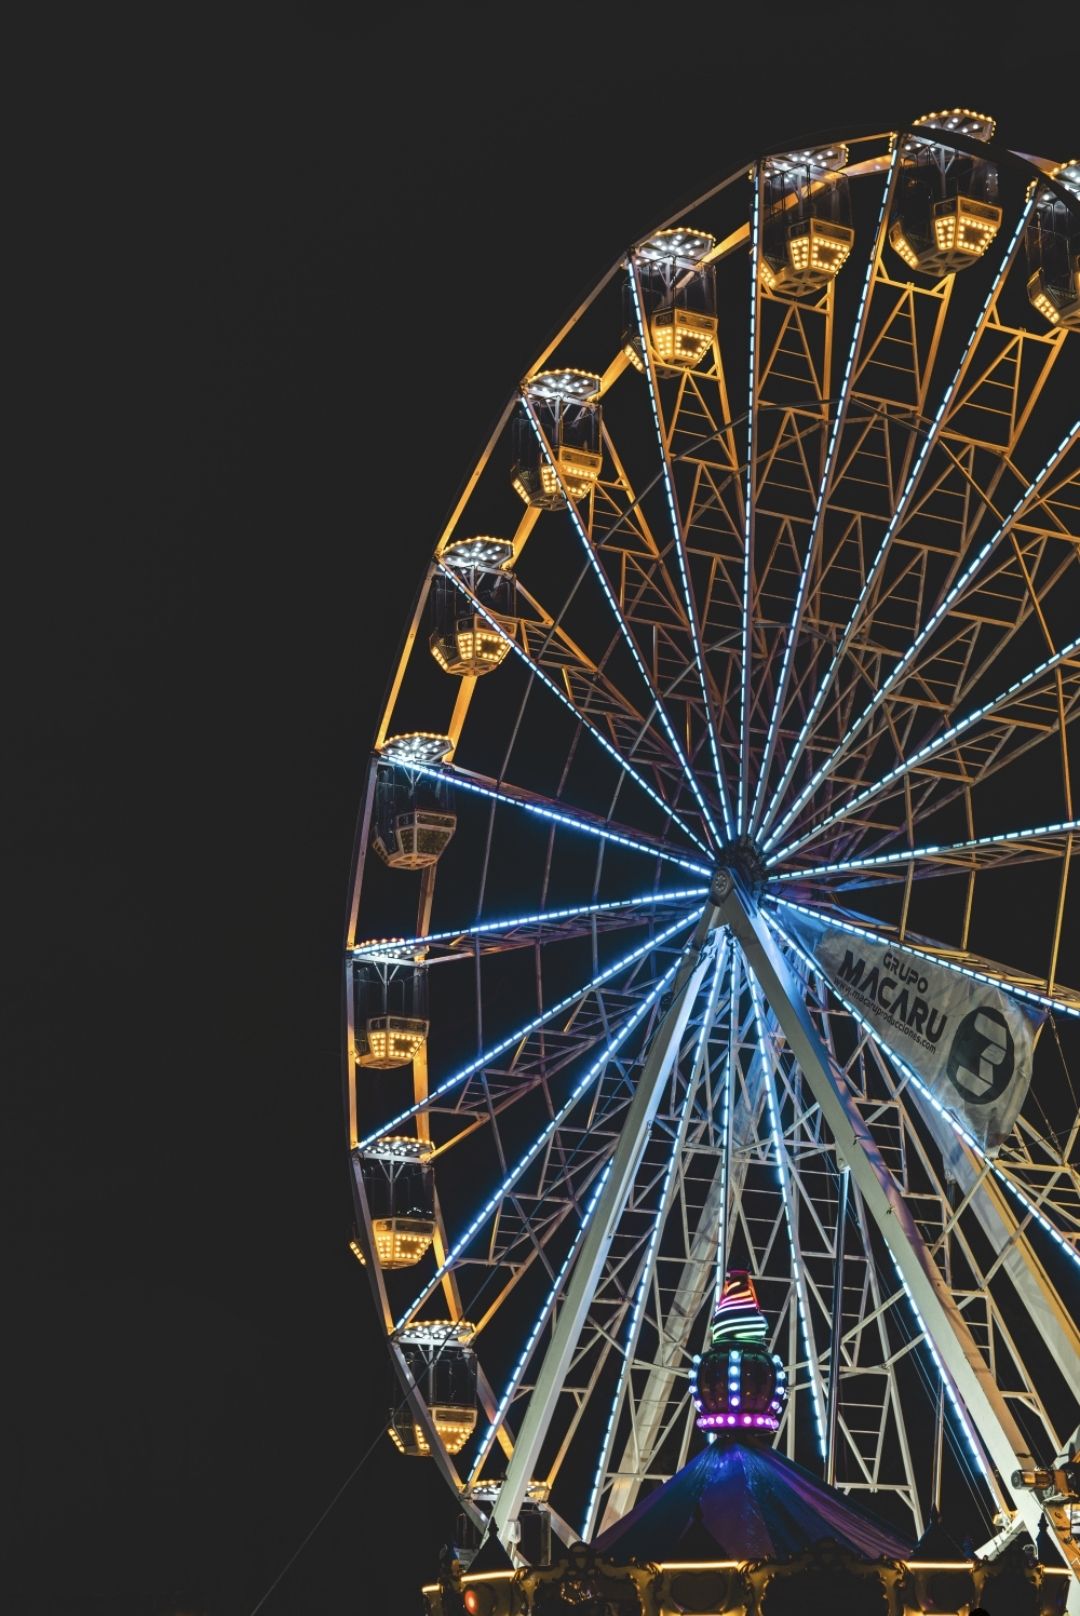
8, 7, 1077, 1613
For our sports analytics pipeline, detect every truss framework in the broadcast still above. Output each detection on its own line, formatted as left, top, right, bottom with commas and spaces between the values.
345, 123, 1079, 1585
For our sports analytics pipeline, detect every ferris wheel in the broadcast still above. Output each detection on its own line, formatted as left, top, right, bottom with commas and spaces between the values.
344, 114, 1080, 1580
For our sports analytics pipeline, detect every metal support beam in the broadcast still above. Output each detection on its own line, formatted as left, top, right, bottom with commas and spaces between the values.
490, 901, 723, 1552
713, 871, 1079, 1585
920, 1104, 1080, 1393
826, 1166, 850, 1487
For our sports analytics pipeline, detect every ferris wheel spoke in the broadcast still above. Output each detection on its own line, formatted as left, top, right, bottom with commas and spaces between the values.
582, 947, 727, 1536
352, 887, 708, 968
713, 876, 1061, 1542
769, 820, 1080, 885
393, 955, 685, 1331
589, 421, 733, 811
733, 171, 765, 833
763, 430, 1080, 852
600, 1068, 739, 1524
438, 563, 712, 853
490, 902, 721, 1544
745, 965, 830, 1458
356, 909, 701, 1151
769, 894, 1080, 1019
768, 635, 1080, 865
756, 187, 1050, 847
627, 259, 734, 838
749, 155, 900, 835
523, 399, 723, 847
804, 461, 1080, 840
397, 760, 712, 876
468, 1158, 615, 1484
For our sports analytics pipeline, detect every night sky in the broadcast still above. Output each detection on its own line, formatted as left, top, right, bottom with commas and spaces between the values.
8, 7, 1078, 1613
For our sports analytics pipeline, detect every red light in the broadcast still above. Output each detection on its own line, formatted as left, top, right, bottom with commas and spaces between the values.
464, 1592, 479, 1614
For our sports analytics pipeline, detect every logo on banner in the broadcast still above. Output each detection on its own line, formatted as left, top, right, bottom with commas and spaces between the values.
783, 909, 1043, 1151
833, 946, 949, 1055
945, 1008, 1014, 1105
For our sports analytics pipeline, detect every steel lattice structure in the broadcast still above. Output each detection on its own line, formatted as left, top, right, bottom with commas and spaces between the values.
344, 119, 1080, 1589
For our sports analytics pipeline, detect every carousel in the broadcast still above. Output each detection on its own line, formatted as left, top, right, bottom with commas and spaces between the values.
423, 1278, 1074, 1615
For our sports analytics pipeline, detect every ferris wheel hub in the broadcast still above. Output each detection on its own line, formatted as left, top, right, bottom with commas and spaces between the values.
713, 838, 769, 904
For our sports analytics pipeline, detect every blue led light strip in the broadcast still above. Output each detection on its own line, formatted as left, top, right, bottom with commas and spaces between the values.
745, 963, 828, 1459
439, 563, 711, 855
626, 260, 733, 843
522, 399, 721, 851
352, 886, 708, 961
395, 952, 686, 1329
769, 894, 1080, 1021
763, 418, 1078, 854
749, 153, 899, 837
770, 635, 1080, 864
761, 911, 997, 1492
738, 172, 762, 837
768, 819, 1080, 880
467, 1159, 614, 1483
582, 949, 727, 1536
356, 908, 703, 1152
767, 910, 1080, 1276
394, 759, 712, 879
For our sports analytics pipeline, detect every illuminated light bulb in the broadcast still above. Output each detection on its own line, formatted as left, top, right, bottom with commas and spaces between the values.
377, 732, 454, 767
355, 1015, 429, 1069
440, 536, 514, 572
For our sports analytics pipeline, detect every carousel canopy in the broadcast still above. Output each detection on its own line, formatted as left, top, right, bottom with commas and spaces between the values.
592, 1438, 912, 1564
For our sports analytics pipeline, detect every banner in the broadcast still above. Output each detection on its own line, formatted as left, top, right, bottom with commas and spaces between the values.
784, 910, 1044, 1151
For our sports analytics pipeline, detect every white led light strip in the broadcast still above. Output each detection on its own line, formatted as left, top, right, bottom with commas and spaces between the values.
749, 151, 899, 838
738, 173, 761, 836
746, 966, 828, 1458
352, 886, 708, 961
712, 946, 740, 1310
522, 400, 722, 850
395, 952, 686, 1329
582, 948, 727, 1536
768, 819, 1080, 880
763, 421, 1079, 854
439, 563, 711, 855
627, 260, 734, 843
467, 1159, 614, 1483
770, 635, 1080, 864
769, 895, 1080, 1020
396, 759, 713, 878
356, 908, 702, 1151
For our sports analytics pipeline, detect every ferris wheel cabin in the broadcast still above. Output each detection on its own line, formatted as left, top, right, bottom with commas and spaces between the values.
759, 144, 855, 295
511, 370, 602, 509
371, 732, 457, 871
429, 537, 518, 677
624, 227, 718, 373
889, 109, 1003, 275
390, 1321, 479, 1457
353, 957, 429, 1070
1026, 159, 1080, 330
355, 1137, 436, 1269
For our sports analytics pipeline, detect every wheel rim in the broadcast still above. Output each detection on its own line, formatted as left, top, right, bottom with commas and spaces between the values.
345, 120, 1079, 1567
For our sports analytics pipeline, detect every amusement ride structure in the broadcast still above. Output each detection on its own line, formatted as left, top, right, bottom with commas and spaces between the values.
343, 113, 1080, 1609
